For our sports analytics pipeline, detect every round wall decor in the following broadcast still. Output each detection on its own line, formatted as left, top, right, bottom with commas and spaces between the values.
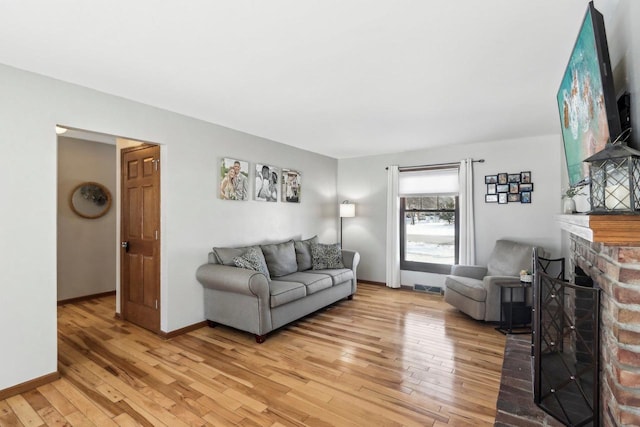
69, 181, 112, 219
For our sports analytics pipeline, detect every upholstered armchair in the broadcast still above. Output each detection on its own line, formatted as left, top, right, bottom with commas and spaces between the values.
444, 239, 540, 322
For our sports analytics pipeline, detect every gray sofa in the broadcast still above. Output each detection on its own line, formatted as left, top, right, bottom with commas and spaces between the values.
196, 237, 360, 343
444, 240, 538, 322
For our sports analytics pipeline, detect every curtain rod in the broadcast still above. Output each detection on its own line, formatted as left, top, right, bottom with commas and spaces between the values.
385, 159, 485, 171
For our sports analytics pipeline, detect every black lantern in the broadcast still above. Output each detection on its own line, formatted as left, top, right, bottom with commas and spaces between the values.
584, 130, 640, 213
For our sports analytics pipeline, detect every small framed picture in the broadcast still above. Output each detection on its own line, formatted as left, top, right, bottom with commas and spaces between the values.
497, 173, 508, 184
282, 168, 301, 203
508, 193, 521, 203
496, 184, 509, 193
520, 183, 534, 192
487, 183, 497, 194
220, 158, 250, 201
498, 193, 508, 204
485, 175, 498, 184
509, 182, 519, 194
508, 174, 521, 183
485, 194, 498, 203
521, 171, 531, 183
521, 191, 532, 203
255, 163, 280, 202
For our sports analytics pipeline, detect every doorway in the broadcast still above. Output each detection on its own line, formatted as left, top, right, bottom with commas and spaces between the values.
56, 128, 162, 333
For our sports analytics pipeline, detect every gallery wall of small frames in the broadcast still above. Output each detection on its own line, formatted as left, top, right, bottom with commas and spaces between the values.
484, 171, 532, 204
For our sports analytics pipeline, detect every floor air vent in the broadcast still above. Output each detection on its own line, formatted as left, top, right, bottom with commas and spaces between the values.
414, 284, 443, 294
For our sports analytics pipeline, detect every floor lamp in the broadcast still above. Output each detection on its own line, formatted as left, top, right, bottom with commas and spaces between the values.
339, 200, 355, 247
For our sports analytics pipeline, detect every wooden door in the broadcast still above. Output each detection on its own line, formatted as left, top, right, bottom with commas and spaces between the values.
121, 145, 161, 333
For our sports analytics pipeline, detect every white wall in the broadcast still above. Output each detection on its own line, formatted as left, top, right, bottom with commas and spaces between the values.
0, 63, 337, 392
338, 135, 563, 284
57, 137, 117, 301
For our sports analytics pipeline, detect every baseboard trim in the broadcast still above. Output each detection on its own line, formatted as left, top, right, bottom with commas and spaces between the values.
358, 279, 385, 286
159, 321, 208, 339
57, 290, 116, 306
0, 371, 60, 400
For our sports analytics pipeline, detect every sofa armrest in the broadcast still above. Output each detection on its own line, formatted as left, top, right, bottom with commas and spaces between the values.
449, 265, 487, 280
196, 264, 269, 299
342, 249, 360, 271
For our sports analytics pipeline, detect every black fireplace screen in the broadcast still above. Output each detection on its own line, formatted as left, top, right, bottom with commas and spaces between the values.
533, 267, 600, 426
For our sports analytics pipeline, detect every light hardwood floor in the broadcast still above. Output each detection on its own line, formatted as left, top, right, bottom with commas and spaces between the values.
0, 283, 506, 426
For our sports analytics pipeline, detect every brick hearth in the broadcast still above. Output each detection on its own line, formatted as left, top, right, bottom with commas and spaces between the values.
570, 235, 640, 426
495, 334, 564, 426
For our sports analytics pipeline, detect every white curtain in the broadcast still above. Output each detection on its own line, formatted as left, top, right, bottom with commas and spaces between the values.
458, 158, 475, 265
386, 165, 401, 288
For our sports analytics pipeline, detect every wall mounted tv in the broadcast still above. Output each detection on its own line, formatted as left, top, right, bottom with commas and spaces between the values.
557, 1, 622, 188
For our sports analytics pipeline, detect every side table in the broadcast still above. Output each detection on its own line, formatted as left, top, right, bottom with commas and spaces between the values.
495, 279, 532, 334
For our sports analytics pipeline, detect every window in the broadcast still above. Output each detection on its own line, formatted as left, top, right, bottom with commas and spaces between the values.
399, 167, 459, 274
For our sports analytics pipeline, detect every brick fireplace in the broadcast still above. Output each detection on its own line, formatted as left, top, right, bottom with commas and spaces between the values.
559, 214, 640, 426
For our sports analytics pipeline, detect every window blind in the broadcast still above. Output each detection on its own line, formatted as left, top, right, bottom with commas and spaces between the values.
398, 167, 459, 196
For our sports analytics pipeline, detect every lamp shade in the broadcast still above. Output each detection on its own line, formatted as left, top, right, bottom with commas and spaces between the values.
340, 202, 355, 218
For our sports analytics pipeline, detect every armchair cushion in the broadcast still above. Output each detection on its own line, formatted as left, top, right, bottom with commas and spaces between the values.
487, 240, 535, 276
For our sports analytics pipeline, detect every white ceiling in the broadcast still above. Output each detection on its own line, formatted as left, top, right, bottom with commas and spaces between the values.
0, 1, 594, 158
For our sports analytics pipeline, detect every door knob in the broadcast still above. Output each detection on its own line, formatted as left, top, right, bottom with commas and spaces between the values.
121, 241, 129, 252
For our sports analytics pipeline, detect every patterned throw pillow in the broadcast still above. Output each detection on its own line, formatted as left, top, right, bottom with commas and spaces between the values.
311, 243, 345, 270
233, 247, 271, 280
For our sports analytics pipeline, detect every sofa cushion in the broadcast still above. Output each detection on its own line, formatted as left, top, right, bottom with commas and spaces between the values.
444, 275, 486, 302
232, 247, 271, 280
308, 268, 353, 285
261, 240, 298, 277
311, 243, 345, 270
269, 280, 307, 308
277, 271, 332, 295
213, 245, 254, 266
294, 235, 318, 271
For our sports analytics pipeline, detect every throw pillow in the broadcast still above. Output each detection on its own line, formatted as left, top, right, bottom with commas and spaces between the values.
311, 243, 345, 270
213, 246, 251, 265
294, 235, 318, 271
232, 247, 271, 280
260, 240, 298, 277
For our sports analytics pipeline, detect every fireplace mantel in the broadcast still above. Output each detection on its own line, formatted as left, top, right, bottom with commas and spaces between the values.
557, 214, 640, 246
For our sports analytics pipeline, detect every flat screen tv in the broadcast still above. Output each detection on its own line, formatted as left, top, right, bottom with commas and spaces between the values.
557, 1, 622, 188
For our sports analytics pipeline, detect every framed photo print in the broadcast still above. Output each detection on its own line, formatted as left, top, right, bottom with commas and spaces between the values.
485, 175, 498, 184
508, 193, 521, 202
496, 184, 509, 193
487, 183, 497, 194
255, 163, 280, 202
520, 183, 534, 192
521, 171, 531, 183
282, 168, 301, 203
485, 194, 498, 203
508, 174, 520, 183
498, 193, 508, 204
497, 173, 508, 184
219, 158, 249, 201
509, 182, 519, 194
521, 192, 532, 203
